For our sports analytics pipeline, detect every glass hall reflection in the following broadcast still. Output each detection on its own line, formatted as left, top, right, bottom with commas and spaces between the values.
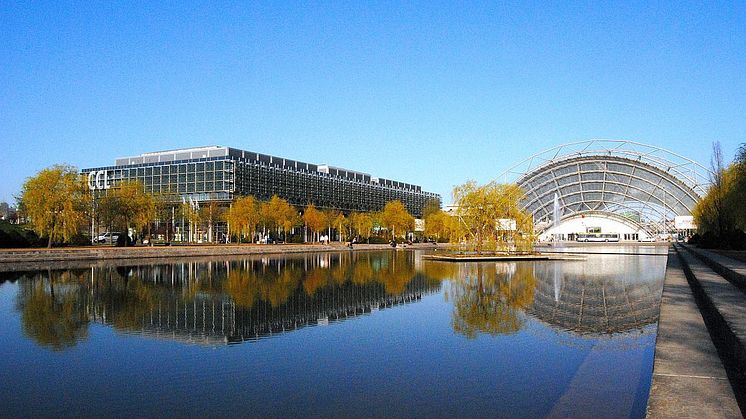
419, 253, 664, 339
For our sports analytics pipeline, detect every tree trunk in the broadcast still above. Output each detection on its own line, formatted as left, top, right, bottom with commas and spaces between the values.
47, 235, 52, 248
48, 269, 55, 299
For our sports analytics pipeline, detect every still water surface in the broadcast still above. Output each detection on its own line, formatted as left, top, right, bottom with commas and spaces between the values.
0, 247, 666, 418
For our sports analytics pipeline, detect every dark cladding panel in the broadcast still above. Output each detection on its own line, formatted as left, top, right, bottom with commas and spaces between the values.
228, 148, 243, 159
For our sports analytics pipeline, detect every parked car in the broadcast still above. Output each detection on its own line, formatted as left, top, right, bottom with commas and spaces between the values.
95, 232, 120, 244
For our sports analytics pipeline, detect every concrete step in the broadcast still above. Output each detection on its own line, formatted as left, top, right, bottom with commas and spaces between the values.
681, 244, 746, 294
675, 244, 746, 378
647, 248, 740, 418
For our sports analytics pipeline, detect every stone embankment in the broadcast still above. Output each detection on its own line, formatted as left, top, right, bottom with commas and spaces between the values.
0, 242, 439, 271
647, 244, 745, 418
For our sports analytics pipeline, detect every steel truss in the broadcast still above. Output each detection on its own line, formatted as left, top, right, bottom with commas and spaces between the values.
500, 140, 713, 234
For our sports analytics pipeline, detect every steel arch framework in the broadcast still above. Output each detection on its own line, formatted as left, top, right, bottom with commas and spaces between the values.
500, 140, 712, 234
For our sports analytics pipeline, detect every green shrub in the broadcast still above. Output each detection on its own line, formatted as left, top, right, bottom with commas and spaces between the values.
0, 222, 41, 248
693, 230, 746, 250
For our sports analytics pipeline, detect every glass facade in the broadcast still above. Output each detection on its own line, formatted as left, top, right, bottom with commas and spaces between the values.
82, 146, 440, 217
517, 155, 700, 227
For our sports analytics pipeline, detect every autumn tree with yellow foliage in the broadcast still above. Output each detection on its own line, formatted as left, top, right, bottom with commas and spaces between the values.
380, 200, 414, 240
332, 211, 348, 242
20, 165, 89, 247
693, 142, 746, 248
451, 180, 534, 254
349, 212, 374, 242
303, 203, 325, 242
225, 195, 261, 242
259, 195, 299, 242
424, 210, 457, 242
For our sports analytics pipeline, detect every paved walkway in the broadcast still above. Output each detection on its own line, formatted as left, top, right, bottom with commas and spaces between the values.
646, 248, 741, 418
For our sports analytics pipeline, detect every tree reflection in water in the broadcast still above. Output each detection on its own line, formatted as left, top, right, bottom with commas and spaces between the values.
16, 269, 90, 351
446, 263, 536, 338
13, 252, 664, 350
14, 251, 443, 349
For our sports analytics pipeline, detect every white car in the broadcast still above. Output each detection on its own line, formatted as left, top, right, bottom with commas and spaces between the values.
638, 236, 655, 242
95, 232, 120, 244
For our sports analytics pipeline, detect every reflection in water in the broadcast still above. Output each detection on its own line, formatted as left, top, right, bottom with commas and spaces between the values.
13, 251, 665, 351
16, 270, 89, 351
422, 253, 664, 339
3, 250, 667, 418
445, 263, 536, 338
528, 255, 664, 336
15, 252, 441, 347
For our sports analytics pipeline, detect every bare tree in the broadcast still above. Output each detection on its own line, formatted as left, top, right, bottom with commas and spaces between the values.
709, 141, 731, 237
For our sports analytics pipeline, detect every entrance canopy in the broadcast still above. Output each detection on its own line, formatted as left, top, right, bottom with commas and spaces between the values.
501, 140, 712, 235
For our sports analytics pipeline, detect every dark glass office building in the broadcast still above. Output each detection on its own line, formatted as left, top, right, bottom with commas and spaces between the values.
82, 146, 440, 217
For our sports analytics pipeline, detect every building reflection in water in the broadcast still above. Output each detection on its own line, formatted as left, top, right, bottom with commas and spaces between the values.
14, 252, 441, 348
422, 253, 664, 339
13, 251, 665, 350
527, 254, 665, 336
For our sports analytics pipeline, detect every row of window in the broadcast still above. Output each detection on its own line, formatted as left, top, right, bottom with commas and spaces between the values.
111, 177, 233, 194
235, 164, 436, 215
86, 159, 439, 216
108, 161, 231, 178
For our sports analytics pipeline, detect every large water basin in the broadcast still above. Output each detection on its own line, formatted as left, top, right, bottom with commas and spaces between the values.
0, 248, 666, 417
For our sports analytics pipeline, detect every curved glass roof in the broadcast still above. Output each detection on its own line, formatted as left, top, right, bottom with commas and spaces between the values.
500, 140, 712, 230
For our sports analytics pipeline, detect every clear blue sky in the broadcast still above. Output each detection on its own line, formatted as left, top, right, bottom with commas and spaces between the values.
2, 2, 744, 204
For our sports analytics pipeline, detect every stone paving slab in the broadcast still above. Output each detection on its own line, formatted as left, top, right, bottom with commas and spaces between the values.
646, 248, 740, 418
